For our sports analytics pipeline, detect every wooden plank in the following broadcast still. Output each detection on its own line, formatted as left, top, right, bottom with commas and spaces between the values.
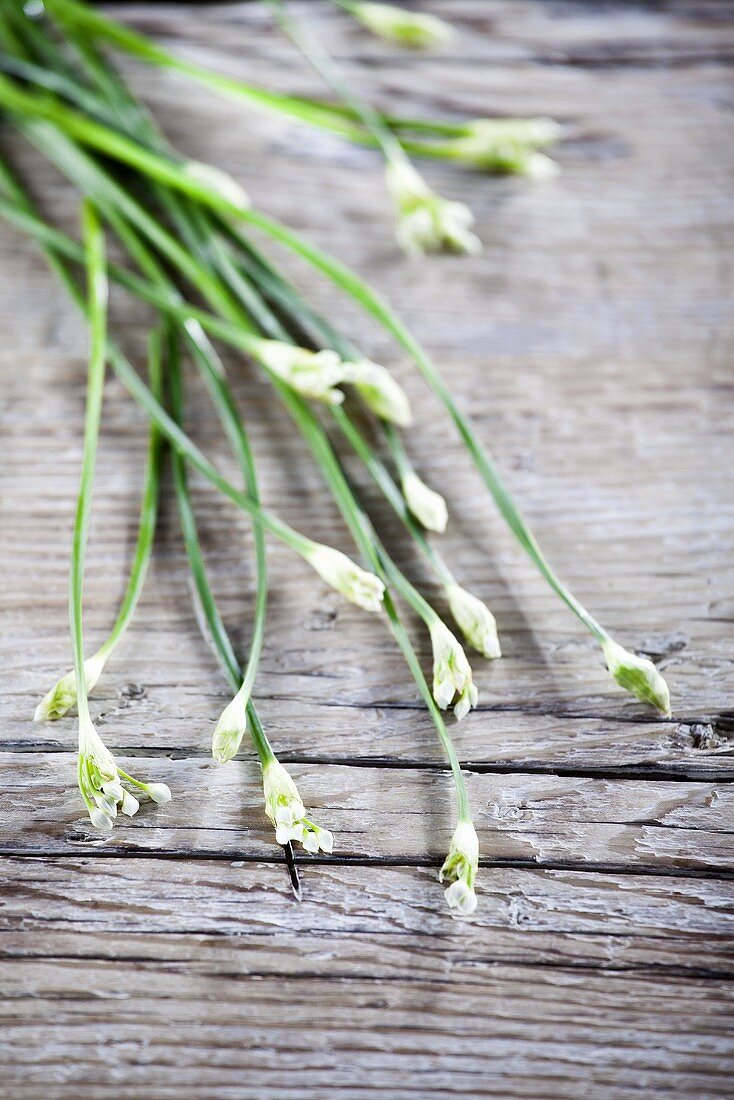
1, 959, 732, 1099
3, 753, 732, 871
1, 2, 733, 773
1, 861, 732, 1095
1, 858, 733, 976
1, 2, 733, 1096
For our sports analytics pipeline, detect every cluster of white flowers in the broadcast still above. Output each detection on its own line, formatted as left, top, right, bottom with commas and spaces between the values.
602, 639, 671, 715
254, 341, 348, 405
253, 341, 413, 426
306, 543, 385, 612
77, 716, 171, 832
34, 652, 107, 722
211, 690, 249, 763
401, 470, 448, 533
448, 117, 561, 176
386, 159, 481, 257
348, 2, 454, 49
446, 582, 501, 660
440, 820, 479, 915
429, 620, 478, 720
262, 759, 333, 853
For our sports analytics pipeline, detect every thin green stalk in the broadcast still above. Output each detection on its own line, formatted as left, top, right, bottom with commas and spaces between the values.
0, 189, 457, 597
103, 205, 269, 715
95, 329, 164, 662
167, 329, 274, 769
70, 199, 107, 728
6, 95, 450, 638
39, 0, 395, 142
0, 196, 317, 566
267, 0, 406, 169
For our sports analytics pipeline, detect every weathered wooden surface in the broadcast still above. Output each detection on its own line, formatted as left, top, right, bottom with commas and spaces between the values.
1, 1, 733, 1096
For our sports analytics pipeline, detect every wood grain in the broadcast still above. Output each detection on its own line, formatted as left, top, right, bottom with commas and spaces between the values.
1, 1, 733, 1097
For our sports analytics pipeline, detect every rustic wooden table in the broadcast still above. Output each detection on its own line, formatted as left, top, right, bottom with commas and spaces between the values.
1, 2, 733, 1096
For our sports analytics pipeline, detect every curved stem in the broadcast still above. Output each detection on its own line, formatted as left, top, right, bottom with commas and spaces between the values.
71, 199, 107, 727
168, 332, 274, 768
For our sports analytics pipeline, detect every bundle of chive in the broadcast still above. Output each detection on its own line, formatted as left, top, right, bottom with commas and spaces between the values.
0, 0, 671, 916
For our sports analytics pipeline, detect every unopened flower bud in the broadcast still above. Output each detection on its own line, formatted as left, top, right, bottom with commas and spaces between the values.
401, 471, 448, 533
34, 652, 106, 722
446, 582, 501, 660
183, 160, 250, 210
602, 639, 671, 715
305, 543, 385, 612
212, 691, 249, 763
348, 2, 454, 49
343, 359, 412, 427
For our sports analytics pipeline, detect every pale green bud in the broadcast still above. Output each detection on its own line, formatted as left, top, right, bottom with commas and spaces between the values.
602, 639, 671, 715
141, 782, 173, 805
449, 117, 561, 173
212, 691, 249, 763
349, 2, 454, 48
343, 359, 412, 427
401, 470, 448, 533
183, 160, 250, 210
306, 543, 385, 612
446, 582, 501, 659
34, 652, 106, 722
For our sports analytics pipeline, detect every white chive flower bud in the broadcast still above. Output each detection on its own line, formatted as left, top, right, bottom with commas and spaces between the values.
212, 691, 249, 763
342, 359, 413, 427
446, 582, 501, 660
349, 2, 454, 48
140, 782, 173, 805
34, 652, 107, 722
602, 639, 671, 715
262, 759, 334, 854
401, 470, 448, 533
77, 717, 171, 831
183, 160, 250, 210
254, 340, 348, 405
448, 117, 561, 174
305, 543, 385, 612
440, 820, 479, 915
386, 159, 481, 257
429, 620, 478, 720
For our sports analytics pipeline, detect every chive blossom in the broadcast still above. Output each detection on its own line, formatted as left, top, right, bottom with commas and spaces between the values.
386, 158, 481, 256
305, 542, 385, 612
429, 619, 478, 720
211, 690, 250, 764
400, 469, 448, 533
343, 2, 454, 49
440, 820, 479, 915
602, 639, 671, 715
262, 758, 333, 853
343, 358, 412, 427
446, 582, 501, 660
254, 339, 348, 405
34, 651, 106, 721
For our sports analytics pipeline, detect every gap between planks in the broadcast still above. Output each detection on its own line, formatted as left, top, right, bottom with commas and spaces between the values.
3, 741, 734, 784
